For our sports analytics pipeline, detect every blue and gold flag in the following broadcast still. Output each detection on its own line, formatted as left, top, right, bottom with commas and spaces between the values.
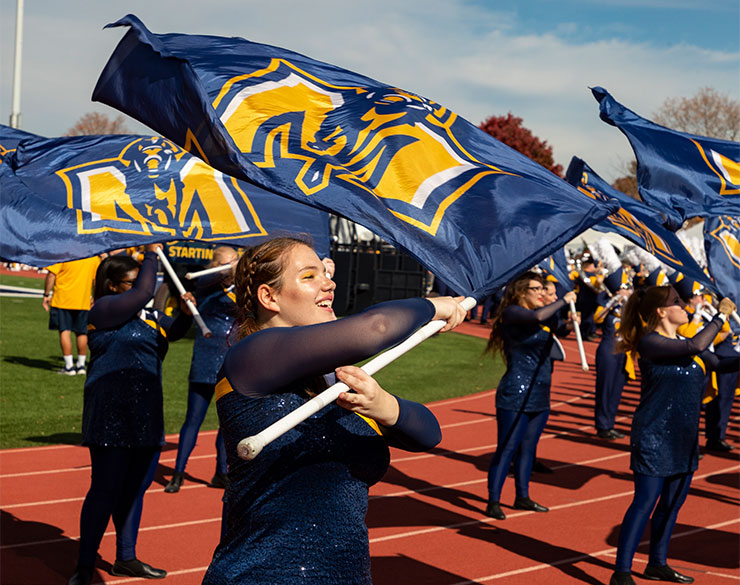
0, 125, 38, 163
565, 156, 714, 292
704, 215, 740, 305
592, 87, 740, 230
0, 130, 330, 266
537, 249, 573, 293
92, 15, 618, 299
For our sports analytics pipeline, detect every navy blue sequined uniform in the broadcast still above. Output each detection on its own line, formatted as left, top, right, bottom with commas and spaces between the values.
83, 253, 191, 447
202, 298, 441, 585
495, 299, 566, 413
487, 298, 566, 503
75, 252, 191, 571
173, 279, 237, 475
614, 315, 739, 572
189, 281, 237, 384
631, 317, 738, 476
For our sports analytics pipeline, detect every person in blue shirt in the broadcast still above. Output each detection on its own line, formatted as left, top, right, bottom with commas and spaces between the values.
483, 271, 576, 520
68, 244, 193, 585
201, 236, 466, 585
165, 246, 239, 493
609, 286, 738, 585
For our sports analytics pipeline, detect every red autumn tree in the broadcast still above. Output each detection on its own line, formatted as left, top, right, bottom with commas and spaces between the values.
65, 112, 129, 136
478, 113, 563, 177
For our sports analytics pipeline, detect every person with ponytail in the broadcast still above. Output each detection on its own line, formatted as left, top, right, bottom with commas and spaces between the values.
483, 271, 577, 520
609, 286, 738, 585
201, 237, 466, 585
69, 244, 194, 585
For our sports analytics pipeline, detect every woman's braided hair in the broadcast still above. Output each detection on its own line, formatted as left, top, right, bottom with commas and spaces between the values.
234, 236, 311, 340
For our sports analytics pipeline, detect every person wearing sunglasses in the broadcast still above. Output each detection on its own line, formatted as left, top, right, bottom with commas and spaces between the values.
609, 286, 738, 585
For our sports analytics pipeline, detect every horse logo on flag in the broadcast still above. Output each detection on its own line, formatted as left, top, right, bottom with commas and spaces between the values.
212, 59, 513, 235
57, 137, 266, 240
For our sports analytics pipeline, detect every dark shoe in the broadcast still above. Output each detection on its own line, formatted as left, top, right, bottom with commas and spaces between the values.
164, 472, 184, 493
111, 558, 166, 579
68, 566, 94, 585
484, 500, 506, 520
597, 428, 624, 440
706, 439, 734, 452
532, 459, 554, 473
209, 472, 230, 489
609, 571, 636, 585
513, 496, 549, 512
643, 564, 694, 583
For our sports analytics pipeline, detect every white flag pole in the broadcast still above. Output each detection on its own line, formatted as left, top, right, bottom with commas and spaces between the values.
155, 248, 212, 338
237, 296, 477, 461
185, 263, 233, 280
569, 300, 589, 371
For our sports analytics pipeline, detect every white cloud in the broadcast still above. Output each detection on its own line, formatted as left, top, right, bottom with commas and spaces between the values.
1, 0, 737, 183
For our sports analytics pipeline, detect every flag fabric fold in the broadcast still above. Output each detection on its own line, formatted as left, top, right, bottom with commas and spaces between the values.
0, 127, 330, 266
565, 156, 715, 292
92, 14, 619, 299
704, 215, 740, 305
592, 86, 740, 230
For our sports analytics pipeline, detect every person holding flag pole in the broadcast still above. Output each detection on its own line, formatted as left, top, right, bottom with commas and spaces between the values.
482, 271, 578, 520
609, 287, 739, 585
202, 236, 466, 585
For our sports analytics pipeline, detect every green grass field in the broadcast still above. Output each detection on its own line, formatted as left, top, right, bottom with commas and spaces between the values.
0, 274, 504, 449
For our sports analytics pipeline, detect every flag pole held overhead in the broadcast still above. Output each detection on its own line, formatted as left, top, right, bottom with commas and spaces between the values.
185, 263, 233, 280
237, 296, 477, 460
155, 247, 212, 338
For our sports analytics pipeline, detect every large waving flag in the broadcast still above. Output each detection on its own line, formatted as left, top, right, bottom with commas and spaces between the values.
538, 248, 573, 293
704, 215, 740, 304
0, 129, 330, 266
565, 156, 715, 292
92, 15, 618, 299
592, 87, 740, 230
0, 126, 38, 163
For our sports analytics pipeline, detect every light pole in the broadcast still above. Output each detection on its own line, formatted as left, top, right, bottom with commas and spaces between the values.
9, 0, 24, 128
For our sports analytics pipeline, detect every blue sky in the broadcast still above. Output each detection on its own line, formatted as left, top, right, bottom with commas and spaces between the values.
1, 0, 738, 182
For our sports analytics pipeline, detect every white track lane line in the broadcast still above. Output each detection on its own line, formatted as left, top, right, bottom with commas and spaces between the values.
447, 517, 740, 584
4, 461, 735, 551
367, 465, 740, 544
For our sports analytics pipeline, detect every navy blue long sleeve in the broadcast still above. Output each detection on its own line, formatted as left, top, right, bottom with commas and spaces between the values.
502, 298, 567, 326
223, 298, 435, 398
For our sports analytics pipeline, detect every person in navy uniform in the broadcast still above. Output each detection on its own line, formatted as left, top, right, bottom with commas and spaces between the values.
165, 246, 239, 493
483, 271, 577, 520
201, 237, 466, 585
593, 268, 633, 440
68, 244, 194, 585
609, 286, 738, 585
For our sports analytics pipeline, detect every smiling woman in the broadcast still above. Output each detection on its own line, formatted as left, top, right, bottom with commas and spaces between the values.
202, 236, 466, 585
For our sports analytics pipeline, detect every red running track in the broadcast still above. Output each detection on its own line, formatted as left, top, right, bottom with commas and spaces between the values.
1, 323, 738, 584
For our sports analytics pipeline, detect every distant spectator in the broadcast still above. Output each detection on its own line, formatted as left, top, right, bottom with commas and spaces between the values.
42, 256, 101, 375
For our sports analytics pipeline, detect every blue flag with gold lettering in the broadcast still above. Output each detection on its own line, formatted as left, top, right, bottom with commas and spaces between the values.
0, 129, 330, 266
92, 15, 618, 299
565, 156, 715, 292
704, 215, 740, 304
592, 87, 740, 230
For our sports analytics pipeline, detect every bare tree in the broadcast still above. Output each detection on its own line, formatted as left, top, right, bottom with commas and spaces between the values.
653, 87, 740, 141
65, 112, 129, 136
611, 159, 640, 200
